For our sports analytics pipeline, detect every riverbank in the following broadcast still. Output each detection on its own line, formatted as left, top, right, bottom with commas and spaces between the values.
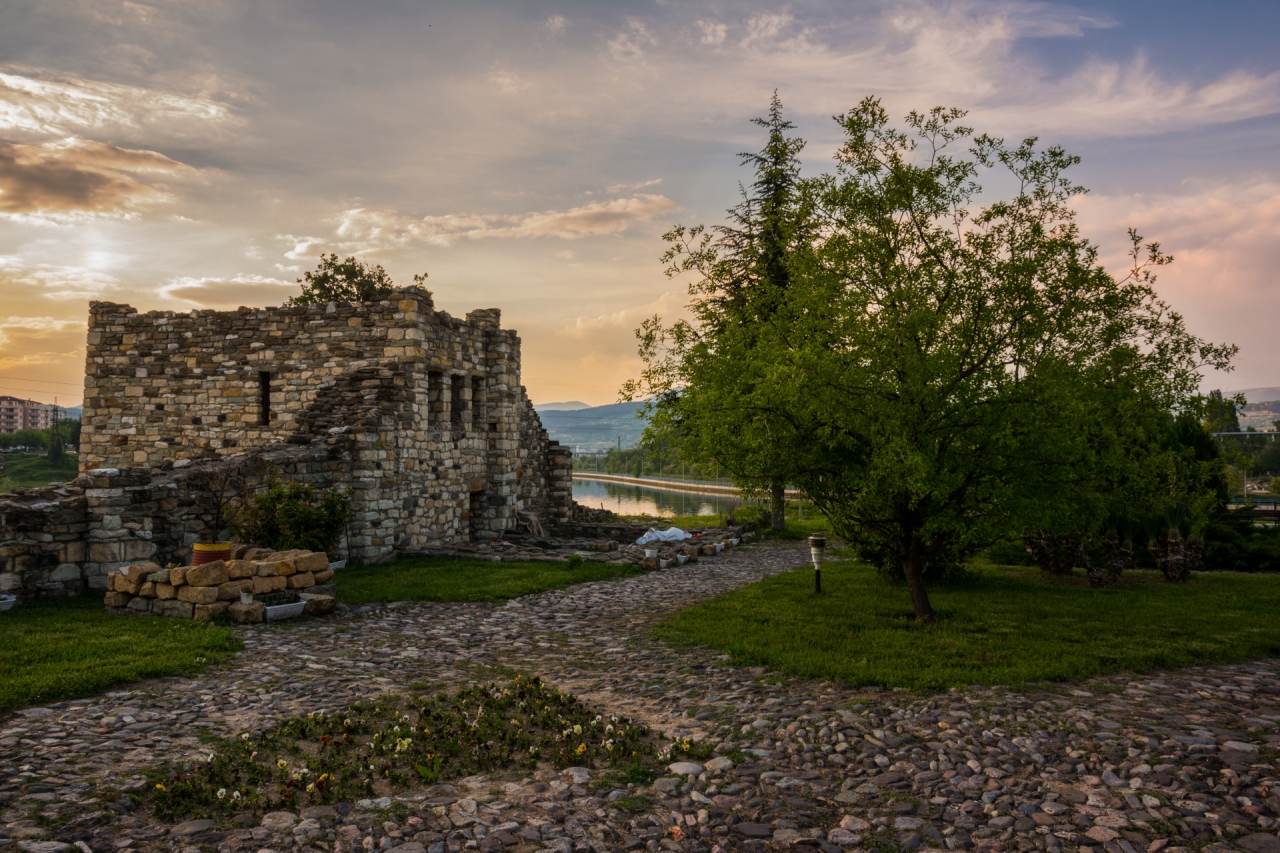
572, 471, 800, 497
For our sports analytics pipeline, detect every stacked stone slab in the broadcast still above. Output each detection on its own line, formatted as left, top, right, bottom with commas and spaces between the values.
103, 547, 335, 622
0, 482, 88, 598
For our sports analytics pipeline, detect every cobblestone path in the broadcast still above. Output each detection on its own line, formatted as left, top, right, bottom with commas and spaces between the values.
2, 543, 1279, 853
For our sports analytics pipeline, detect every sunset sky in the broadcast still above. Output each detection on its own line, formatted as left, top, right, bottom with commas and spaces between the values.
2, 0, 1278, 408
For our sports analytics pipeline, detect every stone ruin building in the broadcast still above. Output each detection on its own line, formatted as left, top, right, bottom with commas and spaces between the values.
0, 286, 578, 600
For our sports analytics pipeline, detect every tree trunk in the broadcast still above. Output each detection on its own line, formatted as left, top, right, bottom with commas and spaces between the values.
770, 483, 786, 531
902, 538, 937, 623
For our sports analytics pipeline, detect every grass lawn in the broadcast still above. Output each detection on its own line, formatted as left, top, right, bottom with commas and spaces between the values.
0, 595, 241, 715
654, 560, 1280, 689
334, 556, 644, 604
0, 452, 79, 492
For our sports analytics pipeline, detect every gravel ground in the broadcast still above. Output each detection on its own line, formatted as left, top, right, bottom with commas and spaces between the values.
2, 542, 1279, 853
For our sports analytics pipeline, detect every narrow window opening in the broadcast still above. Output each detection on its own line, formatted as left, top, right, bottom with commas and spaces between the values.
258, 371, 272, 425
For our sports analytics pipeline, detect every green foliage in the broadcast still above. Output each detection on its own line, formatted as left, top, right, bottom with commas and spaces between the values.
0, 595, 240, 714
565, 554, 585, 569
285, 253, 415, 307
629, 96, 1235, 620
1202, 510, 1280, 572
1204, 389, 1242, 433
0, 427, 50, 451
0, 451, 79, 493
334, 556, 642, 604
144, 675, 653, 820
654, 561, 1280, 689
230, 478, 351, 553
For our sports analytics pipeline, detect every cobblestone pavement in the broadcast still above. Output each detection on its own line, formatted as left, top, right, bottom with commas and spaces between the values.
2, 543, 1279, 853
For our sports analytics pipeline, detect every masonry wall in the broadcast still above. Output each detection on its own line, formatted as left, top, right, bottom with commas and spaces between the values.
78, 286, 572, 563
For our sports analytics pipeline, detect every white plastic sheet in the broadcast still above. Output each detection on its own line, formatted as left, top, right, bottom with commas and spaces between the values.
635, 527, 692, 545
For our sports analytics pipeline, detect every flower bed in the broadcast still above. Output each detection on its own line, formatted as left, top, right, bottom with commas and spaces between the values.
144, 675, 661, 820
103, 546, 337, 622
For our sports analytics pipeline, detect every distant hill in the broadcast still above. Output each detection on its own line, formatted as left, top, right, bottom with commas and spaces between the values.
1234, 386, 1280, 405
534, 401, 590, 411
537, 401, 648, 452
63, 406, 82, 421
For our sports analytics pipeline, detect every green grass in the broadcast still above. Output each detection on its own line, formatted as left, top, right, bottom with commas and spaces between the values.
654, 560, 1280, 689
0, 452, 79, 492
0, 595, 241, 714
334, 556, 644, 604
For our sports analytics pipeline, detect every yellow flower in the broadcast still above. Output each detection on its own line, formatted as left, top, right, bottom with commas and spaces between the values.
306, 783, 315, 793
575, 743, 587, 755
277, 759, 288, 770
155, 783, 167, 792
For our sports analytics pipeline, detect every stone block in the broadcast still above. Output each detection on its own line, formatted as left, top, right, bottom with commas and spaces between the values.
229, 601, 264, 623
89, 542, 123, 563
146, 568, 171, 584
185, 562, 228, 587
125, 596, 152, 615
312, 569, 335, 584
139, 581, 156, 598
241, 547, 274, 561
295, 552, 330, 573
170, 566, 190, 586
681, 547, 698, 563
177, 585, 219, 604
0, 572, 19, 592
194, 601, 229, 622
155, 582, 176, 600
300, 593, 336, 616
310, 583, 336, 597
641, 556, 660, 571
700, 544, 717, 556
103, 590, 132, 607
154, 599, 195, 619
287, 571, 316, 590
258, 558, 297, 577
217, 581, 247, 601
254, 575, 287, 593
123, 540, 153, 560
124, 562, 157, 583
225, 559, 255, 580
49, 563, 81, 582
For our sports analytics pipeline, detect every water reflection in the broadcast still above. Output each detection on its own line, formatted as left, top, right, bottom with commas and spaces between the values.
571, 477, 737, 517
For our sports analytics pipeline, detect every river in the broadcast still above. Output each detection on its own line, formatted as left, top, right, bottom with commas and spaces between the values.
571, 476, 739, 517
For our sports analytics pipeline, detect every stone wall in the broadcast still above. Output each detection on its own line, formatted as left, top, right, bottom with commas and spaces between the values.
79, 286, 573, 558
0, 482, 87, 599
2, 287, 576, 599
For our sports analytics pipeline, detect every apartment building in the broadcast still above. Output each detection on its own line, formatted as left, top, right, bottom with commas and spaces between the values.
0, 396, 65, 433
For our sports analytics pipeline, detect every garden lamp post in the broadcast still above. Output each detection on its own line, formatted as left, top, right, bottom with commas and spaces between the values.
809, 533, 825, 593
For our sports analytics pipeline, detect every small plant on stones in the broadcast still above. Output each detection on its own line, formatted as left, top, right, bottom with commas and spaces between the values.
565, 554, 584, 569
660, 736, 715, 762
144, 675, 654, 820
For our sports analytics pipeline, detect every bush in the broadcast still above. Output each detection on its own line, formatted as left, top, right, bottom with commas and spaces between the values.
1202, 510, 1280, 573
565, 554, 584, 569
230, 479, 350, 554
728, 503, 770, 530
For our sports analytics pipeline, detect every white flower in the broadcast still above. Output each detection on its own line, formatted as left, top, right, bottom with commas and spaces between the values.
217, 788, 226, 798
232, 791, 241, 801
573, 725, 582, 735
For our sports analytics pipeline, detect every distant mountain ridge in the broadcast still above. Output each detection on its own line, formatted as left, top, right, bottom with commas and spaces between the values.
535, 401, 590, 411
535, 401, 648, 452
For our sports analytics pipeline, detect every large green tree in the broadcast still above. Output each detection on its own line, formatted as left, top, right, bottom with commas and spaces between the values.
631, 98, 1234, 620
625, 93, 813, 530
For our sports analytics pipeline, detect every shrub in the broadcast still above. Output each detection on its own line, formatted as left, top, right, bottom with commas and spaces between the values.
728, 503, 770, 530
565, 554, 584, 569
231, 479, 350, 553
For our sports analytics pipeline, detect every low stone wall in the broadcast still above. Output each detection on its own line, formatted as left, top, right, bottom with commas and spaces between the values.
0, 481, 89, 599
104, 545, 336, 622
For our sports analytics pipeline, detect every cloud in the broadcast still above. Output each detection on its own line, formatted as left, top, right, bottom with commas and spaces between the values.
545, 15, 567, 35
606, 178, 662, 193
489, 65, 532, 96
0, 137, 192, 219
0, 256, 122, 299
697, 20, 727, 46
333, 194, 680, 249
608, 20, 657, 62
0, 69, 231, 138
1074, 179, 1280, 388
159, 273, 298, 307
